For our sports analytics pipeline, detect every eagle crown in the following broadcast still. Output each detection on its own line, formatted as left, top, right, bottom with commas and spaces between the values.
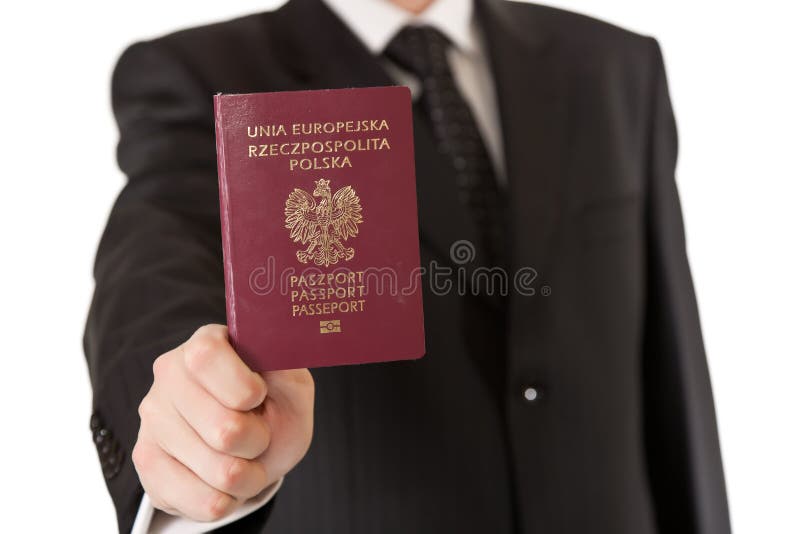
313, 179, 331, 198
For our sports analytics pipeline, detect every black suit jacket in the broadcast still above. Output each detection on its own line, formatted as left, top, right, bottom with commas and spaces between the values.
84, 0, 731, 532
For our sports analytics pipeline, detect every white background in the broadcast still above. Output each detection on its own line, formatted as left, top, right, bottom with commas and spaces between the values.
0, 1, 797, 532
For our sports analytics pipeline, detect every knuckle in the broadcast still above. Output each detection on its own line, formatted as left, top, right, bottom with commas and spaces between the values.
194, 324, 226, 342
152, 355, 169, 381
137, 396, 157, 422
291, 369, 316, 395
214, 413, 247, 452
203, 491, 233, 521
233, 378, 266, 410
219, 456, 248, 493
131, 442, 151, 472
299, 368, 315, 387
183, 338, 219, 376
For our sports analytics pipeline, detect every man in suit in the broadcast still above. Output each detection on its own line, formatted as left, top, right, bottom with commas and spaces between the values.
84, 0, 731, 532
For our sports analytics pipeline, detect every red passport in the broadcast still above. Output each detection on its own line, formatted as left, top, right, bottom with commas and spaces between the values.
214, 87, 425, 371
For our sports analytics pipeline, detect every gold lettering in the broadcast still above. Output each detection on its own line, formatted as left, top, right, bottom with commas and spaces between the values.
246, 124, 287, 137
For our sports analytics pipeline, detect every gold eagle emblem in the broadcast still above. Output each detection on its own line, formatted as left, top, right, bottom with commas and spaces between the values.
284, 179, 364, 267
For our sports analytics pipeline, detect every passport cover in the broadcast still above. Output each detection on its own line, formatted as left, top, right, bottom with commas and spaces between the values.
214, 86, 425, 371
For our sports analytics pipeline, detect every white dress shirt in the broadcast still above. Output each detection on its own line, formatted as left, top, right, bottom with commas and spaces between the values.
325, 0, 506, 180
132, 1, 505, 532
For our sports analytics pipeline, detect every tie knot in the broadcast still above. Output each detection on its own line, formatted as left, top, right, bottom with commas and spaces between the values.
384, 25, 451, 78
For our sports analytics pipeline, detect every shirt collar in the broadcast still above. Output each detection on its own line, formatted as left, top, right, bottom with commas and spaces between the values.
322, 0, 476, 55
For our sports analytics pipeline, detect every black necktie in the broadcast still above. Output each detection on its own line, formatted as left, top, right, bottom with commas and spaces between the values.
385, 25, 507, 269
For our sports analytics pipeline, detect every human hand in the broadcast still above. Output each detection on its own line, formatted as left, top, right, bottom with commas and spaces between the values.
132, 325, 314, 521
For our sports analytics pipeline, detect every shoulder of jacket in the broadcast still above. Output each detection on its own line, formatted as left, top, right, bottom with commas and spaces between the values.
500, 1, 656, 66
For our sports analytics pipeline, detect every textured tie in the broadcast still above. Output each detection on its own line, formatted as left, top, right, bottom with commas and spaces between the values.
385, 25, 507, 269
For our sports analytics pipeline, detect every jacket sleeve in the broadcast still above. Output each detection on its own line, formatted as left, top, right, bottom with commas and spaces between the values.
84, 39, 227, 533
641, 38, 731, 534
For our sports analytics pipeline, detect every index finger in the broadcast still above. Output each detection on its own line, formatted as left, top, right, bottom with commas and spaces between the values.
182, 325, 267, 411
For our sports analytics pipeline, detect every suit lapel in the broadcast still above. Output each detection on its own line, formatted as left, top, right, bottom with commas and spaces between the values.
477, 0, 568, 279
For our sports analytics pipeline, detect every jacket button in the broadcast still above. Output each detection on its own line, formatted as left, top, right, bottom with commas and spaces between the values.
90, 413, 102, 431
523, 386, 539, 402
90, 411, 124, 480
